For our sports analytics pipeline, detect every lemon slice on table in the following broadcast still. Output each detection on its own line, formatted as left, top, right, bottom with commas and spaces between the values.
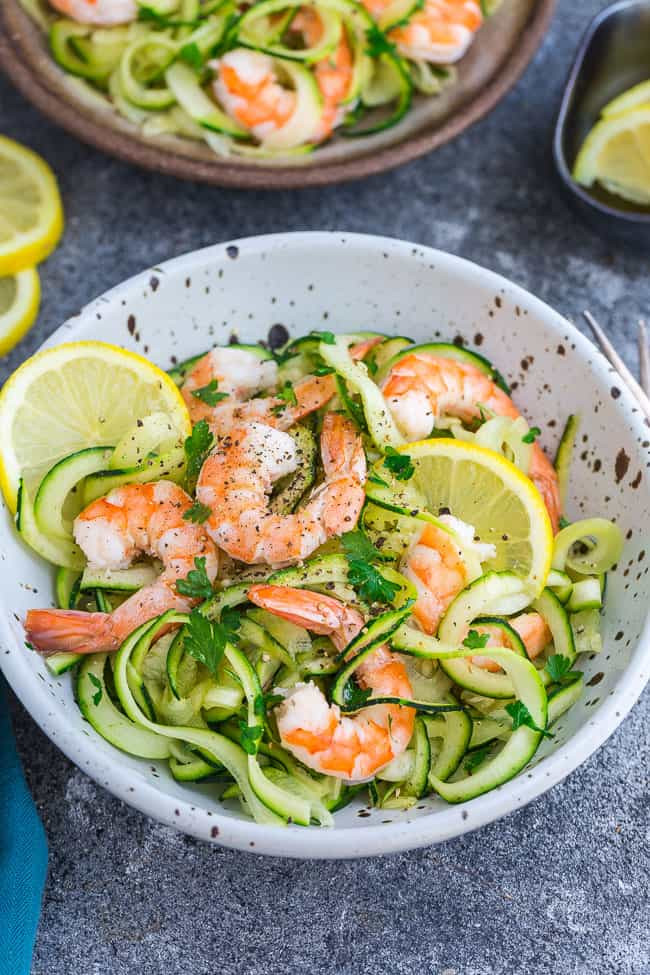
573, 105, 650, 205
0, 268, 40, 355
601, 80, 650, 118
365, 438, 553, 596
0, 341, 191, 512
0, 135, 64, 274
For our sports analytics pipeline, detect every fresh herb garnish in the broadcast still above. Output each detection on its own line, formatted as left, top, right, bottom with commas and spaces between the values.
347, 561, 400, 604
559, 515, 570, 530
183, 608, 231, 677
176, 556, 214, 600
191, 379, 229, 406
88, 672, 103, 707
184, 419, 214, 486
271, 381, 298, 416
238, 720, 263, 754
522, 426, 541, 444
179, 41, 204, 69
310, 330, 336, 345
183, 500, 212, 524
464, 743, 492, 773
366, 354, 378, 376
383, 445, 414, 481
505, 700, 553, 738
220, 607, 242, 642
342, 529, 390, 563
365, 23, 397, 58
545, 653, 582, 685
341, 678, 372, 711
462, 629, 490, 651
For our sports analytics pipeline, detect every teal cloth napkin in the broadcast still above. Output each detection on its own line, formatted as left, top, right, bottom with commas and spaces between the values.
0, 678, 48, 975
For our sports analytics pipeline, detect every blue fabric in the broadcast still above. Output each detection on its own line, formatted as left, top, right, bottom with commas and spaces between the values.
0, 678, 48, 975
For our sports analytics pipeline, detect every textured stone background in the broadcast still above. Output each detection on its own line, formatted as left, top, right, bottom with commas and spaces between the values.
1, 0, 649, 971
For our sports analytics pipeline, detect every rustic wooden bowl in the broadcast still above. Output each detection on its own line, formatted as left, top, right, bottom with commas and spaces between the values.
0, 0, 555, 188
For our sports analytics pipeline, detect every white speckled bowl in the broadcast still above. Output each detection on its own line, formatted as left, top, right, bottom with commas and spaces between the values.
2, 233, 649, 858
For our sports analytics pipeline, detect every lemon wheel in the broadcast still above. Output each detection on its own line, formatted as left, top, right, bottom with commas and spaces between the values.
0, 268, 40, 355
366, 438, 553, 596
573, 105, 650, 205
0, 340, 191, 512
0, 136, 64, 274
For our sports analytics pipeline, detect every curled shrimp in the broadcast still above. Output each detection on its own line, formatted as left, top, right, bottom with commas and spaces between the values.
24, 481, 219, 654
401, 520, 470, 635
247, 585, 416, 781
48, 0, 136, 25
291, 8, 354, 140
471, 613, 552, 672
182, 337, 382, 432
382, 353, 561, 531
197, 411, 366, 564
363, 0, 482, 63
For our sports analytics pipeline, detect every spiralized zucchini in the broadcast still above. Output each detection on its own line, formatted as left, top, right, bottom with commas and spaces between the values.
22, 0, 484, 158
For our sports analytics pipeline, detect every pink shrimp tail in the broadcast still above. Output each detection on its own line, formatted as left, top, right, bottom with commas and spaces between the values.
25, 609, 118, 655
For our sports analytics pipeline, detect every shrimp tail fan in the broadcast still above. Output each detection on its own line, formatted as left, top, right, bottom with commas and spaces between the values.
24, 609, 117, 654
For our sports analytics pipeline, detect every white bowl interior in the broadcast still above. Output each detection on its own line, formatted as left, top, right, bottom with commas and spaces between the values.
2, 233, 649, 858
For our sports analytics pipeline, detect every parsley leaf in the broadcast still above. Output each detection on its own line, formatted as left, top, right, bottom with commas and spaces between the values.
347, 561, 400, 604
191, 379, 229, 406
313, 364, 335, 376
341, 529, 389, 563
310, 329, 336, 345
88, 672, 102, 707
179, 41, 204, 69
505, 701, 553, 738
464, 743, 492, 773
238, 720, 263, 754
365, 24, 397, 58
559, 515, 570, 530
366, 354, 378, 376
184, 419, 214, 487
522, 426, 541, 444
463, 629, 490, 651
183, 609, 229, 677
271, 380, 298, 416
176, 556, 214, 600
183, 500, 212, 524
340, 677, 372, 711
220, 607, 242, 642
545, 654, 582, 685
383, 445, 414, 481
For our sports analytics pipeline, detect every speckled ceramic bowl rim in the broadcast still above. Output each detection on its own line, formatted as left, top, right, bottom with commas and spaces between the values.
2, 233, 649, 859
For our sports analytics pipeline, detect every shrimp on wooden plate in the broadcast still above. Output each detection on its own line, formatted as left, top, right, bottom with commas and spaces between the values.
248, 585, 416, 781
25, 482, 219, 654
197, 411, 366, 564
363, 0, 483, 63
48, 0, 137, 25
181, 337, 382, 432
381, 353, 562, 531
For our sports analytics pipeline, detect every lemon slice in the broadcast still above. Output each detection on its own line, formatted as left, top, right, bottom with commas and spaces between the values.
0, 341, 191, 512
0, 268, 40, 355
573, 105, 650, 205
0, 135, 64, 274
601, 80, 650, 118
366, 438, 553, 596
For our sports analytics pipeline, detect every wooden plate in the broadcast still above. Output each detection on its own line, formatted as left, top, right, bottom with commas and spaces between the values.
0, 0, 555, 188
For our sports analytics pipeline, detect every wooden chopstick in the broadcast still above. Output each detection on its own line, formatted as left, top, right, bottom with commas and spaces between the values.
583, 310, 650, 421
638, 320, 650, 397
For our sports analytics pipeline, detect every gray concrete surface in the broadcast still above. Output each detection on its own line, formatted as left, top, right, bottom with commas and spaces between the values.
1, 0, 649, 971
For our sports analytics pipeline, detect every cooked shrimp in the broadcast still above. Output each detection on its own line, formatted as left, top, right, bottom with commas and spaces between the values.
401, 515, 495, 634
247, 585, 416, 781
363, 0, 482, 63
210, 50, 303, 144
382, 353, 561, 531
471, 612, 552, 672
197, 412, 366, 564
48, 0, 136, 25
183, 337, 382, 433
24, 482, 219, 655
291, 8, 354, 140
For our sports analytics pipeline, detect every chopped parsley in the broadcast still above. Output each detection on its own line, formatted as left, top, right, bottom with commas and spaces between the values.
238, 720, 263, 754
184, 419, 214, 487
383, 445, 414, 481
347, 561, 400, 604
175, 556, 214, 600
545, 653, 582, 685
183, 608, 232, 677
179, 41, 203, 70
365, 24, 397, 58
462, 629, 490, 651
340, 678, 372, 711
87, 672, 103, 707
191, 379, 229, 406
522, 426, 541, 444
341, 529, 389, 564
505, 700, 553, 738
310, 330, 336, 345
271, 381, 298, 416
183, 500, 212, 524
